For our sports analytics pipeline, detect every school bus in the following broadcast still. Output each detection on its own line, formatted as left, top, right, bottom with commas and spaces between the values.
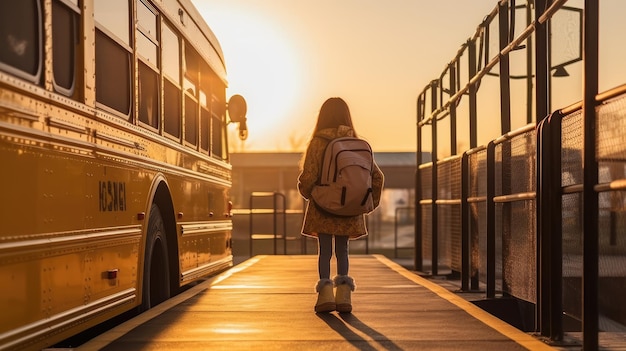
0, 0, 247, 349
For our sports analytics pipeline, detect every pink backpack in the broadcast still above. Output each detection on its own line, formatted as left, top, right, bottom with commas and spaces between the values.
311, 137, 375, 216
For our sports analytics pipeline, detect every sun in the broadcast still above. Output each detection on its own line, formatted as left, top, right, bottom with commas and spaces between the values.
194, 2, 302, 150
223, 22, 302, 143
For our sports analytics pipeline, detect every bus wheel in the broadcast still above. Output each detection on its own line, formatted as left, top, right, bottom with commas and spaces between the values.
140, 204, 171, 311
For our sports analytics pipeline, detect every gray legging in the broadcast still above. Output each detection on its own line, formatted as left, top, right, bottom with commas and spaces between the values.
318, 233, 349, 279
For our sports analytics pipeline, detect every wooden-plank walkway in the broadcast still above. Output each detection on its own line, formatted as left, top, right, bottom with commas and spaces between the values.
79, 255, 557, 351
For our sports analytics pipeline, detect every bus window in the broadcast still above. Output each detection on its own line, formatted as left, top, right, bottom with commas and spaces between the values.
52, 0, 79, 97
164, 79, 181, 137
136, 0, 158, 65
185, 95, 198, 145
94, 0, 131, 115
0, 0, 42, 83
200, 89, 210, 152
138, 61, 159, 129
94, 0, 130, 46
183, 44, 198, 96
199, 61, 211, 152
184, 43, 199, 146
136, 0, 159, 130
162, 23, 181, 138
95, 31, 131, 115
211, 94, 225, 160
162, 23, 179, 83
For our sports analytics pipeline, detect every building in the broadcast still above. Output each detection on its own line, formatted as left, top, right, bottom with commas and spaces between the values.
230, 152, 426, 257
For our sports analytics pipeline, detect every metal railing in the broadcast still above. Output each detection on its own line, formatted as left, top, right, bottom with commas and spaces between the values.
394, 206, 415, 258
414, 1, 619, 349
248, 191, 288, 255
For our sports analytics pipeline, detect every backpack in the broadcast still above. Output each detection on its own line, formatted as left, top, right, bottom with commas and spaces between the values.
311, 136, 375, 216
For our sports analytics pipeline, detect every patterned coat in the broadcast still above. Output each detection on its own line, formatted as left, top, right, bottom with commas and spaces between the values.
297, 125, 384, 239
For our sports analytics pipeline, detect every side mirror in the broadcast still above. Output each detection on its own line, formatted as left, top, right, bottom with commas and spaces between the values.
227, 94, 248, 140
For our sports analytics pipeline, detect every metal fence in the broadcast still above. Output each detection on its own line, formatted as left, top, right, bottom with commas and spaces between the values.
415, 1, 625, 349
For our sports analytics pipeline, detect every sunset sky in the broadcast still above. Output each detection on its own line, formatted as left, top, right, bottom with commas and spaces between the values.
192, 0, 500, 153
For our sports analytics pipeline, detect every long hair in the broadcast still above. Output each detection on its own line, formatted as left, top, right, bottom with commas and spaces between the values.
300, 97, 356, 170
312, 97, 356, 135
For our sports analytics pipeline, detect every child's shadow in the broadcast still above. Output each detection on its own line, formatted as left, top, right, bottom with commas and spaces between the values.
316, 313, 403, 351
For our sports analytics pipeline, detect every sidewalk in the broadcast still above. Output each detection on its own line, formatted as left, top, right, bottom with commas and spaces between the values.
81, 255, 557, 351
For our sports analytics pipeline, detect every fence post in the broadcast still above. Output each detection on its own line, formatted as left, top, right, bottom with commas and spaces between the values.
582, 1, 599, 349
461, 153, 470, 291
486, 141, 496, 298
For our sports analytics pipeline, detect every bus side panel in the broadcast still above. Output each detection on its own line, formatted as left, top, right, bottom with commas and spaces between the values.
169, 169, 233, 284
0, 135, 148, 349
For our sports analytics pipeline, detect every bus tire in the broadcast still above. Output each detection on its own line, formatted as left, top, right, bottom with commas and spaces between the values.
140, 204, 171, 311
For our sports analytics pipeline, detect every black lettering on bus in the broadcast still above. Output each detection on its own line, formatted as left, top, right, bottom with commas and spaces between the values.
113, 182, 119, 211
99, 181, 127, 212
119, 182, 126, 211
107, 181, 113, 211
99, 181, 106, 211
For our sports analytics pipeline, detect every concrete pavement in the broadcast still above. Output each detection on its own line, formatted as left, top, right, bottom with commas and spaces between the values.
79, 255, 558, 351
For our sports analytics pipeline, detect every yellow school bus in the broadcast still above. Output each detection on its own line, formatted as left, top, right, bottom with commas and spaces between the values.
0, 0, 247, 349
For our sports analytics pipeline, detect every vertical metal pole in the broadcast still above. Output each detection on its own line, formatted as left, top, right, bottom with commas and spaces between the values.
431, 81, 439, 276
537, 117, 549, 336
394, 208, 399, 259
498, 0, 513, 297
466, 36, 478, 290
535, 0, 550, 125
450, 63, 457, 156
582, 0, 599, 349
549, 114, 564, 341
250, 194, 254, 256
486, 141, 496, 298
461, 153, 470, 291
273, 192, 277, 255
468, 39, 478, 149
535, 0, 550, 337
525, 1, 534, 125
415, 94, 424, 272
282, 194, 287, 255
499, 1, 512, 135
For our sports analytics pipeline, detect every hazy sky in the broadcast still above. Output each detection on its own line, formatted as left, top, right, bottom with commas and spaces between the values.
190, 1, 515, 152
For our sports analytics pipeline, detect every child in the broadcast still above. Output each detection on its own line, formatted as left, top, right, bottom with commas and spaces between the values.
297, 97, 384, 313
